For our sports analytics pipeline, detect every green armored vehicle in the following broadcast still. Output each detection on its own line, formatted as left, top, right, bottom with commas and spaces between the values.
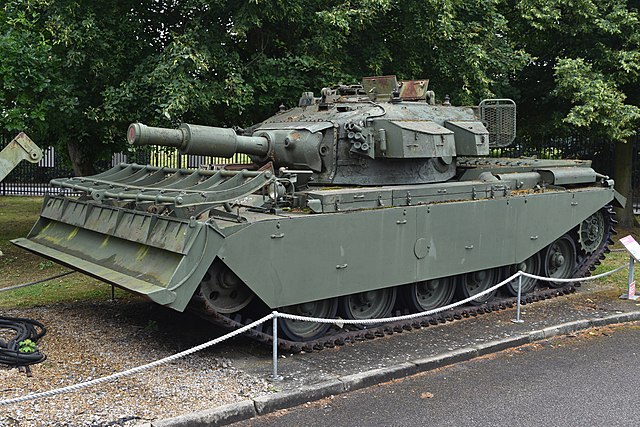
13, 76, 618, 347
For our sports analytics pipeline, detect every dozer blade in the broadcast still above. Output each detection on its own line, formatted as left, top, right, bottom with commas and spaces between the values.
11, 163, 274, 311
12, 196, 223, 312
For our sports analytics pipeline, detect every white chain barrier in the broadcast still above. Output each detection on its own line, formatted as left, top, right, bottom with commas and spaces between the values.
274, 264, 628, 326
0, 314, 274, 406
269, 264, 629, 378
521, 264, 628, 282
276, 272, 521, 325
1, 263, 629, 405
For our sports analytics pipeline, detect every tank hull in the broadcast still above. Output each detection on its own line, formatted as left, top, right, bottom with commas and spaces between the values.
12, 160, 615, 311
221, 185, 614, 308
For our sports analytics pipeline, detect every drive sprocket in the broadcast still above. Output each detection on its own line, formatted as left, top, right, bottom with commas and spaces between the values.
577, 210, 607, 254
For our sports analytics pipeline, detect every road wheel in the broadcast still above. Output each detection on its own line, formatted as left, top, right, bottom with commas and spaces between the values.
505, 252, 542, 296
544, 234, 577, 288
198, 262, 254, 313
456, 268, 499, 305
279, 298, 339, 341
339, 288, 397, 328
403, 277, 455, 312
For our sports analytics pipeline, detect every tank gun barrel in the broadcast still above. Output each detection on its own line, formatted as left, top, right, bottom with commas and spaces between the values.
127, 123, 270, 158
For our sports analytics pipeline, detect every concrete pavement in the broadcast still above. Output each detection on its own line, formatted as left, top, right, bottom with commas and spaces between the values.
229, 321, 640, 427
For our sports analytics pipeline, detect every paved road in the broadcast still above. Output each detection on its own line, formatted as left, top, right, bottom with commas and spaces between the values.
233, 323, 640, 427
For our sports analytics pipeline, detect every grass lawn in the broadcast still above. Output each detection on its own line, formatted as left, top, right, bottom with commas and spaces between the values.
0, 196, 133, 308
590, 224, 640, 298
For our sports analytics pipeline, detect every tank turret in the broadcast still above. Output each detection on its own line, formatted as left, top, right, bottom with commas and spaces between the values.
128, 75, 516, 186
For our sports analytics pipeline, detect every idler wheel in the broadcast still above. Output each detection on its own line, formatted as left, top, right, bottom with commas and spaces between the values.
543, 234, 577, 287
339, 287, 397, 328
198, 262, 254, 314
505, 252, 542, 296
279, 298, 339, 342
402, 276, 455, 312
578, 210, 607, 254
456, 268, 499, 305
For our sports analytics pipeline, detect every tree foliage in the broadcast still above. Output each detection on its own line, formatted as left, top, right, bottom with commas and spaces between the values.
1, 0, 639, 204
104, 0, 394, 129
344, 0, 529, 105
555, 58, 640, 141
508, 0, 640, 141
1, 0, 151, 175
0, 3, 72, 138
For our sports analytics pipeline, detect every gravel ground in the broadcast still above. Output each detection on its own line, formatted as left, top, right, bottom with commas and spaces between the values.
0, 298, 273, 427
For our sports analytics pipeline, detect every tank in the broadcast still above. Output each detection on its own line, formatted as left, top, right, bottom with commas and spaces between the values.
13, 75, 620, 348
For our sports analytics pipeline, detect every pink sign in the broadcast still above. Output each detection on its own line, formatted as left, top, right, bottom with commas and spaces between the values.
629, 281, 636, 299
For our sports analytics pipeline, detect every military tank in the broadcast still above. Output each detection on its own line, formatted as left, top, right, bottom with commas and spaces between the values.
13, 76, 620, 349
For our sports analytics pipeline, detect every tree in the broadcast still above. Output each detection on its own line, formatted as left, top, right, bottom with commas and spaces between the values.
508, 0, 640, 226
0, 0, 393, 175
342, 0, 528, 104
0, 3, 73, 146
0, 0, 153, 175
103, 1, 393, 129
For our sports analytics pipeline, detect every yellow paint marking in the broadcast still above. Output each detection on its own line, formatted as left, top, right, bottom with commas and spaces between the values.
135, 245, 150, 261
67, 227, 79, 240
40, 234, 63, 245
100, 236, 111, 248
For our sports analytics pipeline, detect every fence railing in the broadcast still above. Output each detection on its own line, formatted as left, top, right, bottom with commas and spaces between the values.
0, 144, 251, 197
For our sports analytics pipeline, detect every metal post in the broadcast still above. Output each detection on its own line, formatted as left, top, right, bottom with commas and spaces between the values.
621, 256, 639, 300
270, 312, 283, 381
512, 273, 524, 323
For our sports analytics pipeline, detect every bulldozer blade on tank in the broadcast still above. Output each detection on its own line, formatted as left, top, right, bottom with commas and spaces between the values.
12, 163, 276, 312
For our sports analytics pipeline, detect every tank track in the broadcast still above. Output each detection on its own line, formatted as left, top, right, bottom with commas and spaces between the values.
188, 206, 616, 353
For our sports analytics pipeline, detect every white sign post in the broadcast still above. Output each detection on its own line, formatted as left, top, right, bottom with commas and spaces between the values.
619, 235, 640, 301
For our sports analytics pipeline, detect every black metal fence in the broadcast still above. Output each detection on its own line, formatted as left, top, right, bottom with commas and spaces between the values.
493, 135, 639, 212
0, 145, 75, 196
1, 133, 638, 211
0, 135, 250, 196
